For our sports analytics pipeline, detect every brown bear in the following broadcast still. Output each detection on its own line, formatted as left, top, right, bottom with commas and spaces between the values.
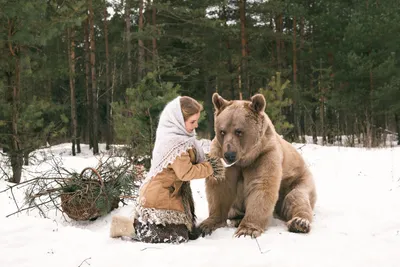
199, 93, 317, 238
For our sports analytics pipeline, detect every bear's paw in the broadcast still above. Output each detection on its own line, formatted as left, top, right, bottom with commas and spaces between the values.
234, 224, 264, 238
287, 217, 311, 233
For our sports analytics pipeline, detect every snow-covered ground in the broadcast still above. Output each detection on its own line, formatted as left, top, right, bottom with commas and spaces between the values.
1, 142, 400, 267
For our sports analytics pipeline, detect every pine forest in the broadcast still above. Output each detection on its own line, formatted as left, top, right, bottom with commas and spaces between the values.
1, 0, 400, 183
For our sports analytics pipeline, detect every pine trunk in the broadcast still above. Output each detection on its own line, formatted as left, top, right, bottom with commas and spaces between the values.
275, 14, 282, 71
88, 0, 99, 155
239, 0, 248, 98
222, 5, 235, 100
152, 0, 158, 71
310, 75, 317, 144
299, 16, 305, 143
104, 5, 112, 150
292, 16, 297, 86
279, 15, 285, 67
291, 16, 299, 142
300, 17, 305, 50
5, 19, 23, 183
204, 73, 215, 139
364, 69, 374, 148
138, 0, 145, 81
10, 59, 23, 183
369, 69, 375, 147
319, 59, 326, 145
67, 28, 79, 156
125, 0, 132, 87
395, 113, 400, 145
364, 109, 371, 148
84, 18, 93, 148
312, 109, 318, 145
111, 57, 117, 143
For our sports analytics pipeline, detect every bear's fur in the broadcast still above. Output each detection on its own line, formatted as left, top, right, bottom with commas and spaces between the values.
199, 93, 317, 238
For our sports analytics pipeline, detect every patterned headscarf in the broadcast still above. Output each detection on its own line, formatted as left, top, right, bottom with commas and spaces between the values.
141, 96, 205, 185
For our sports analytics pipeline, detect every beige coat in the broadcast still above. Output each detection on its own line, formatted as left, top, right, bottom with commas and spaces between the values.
139, 148, 213, 213
110, 148, 212, 239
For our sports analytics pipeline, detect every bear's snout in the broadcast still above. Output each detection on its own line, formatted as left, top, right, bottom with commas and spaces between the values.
224, 151, 237, 163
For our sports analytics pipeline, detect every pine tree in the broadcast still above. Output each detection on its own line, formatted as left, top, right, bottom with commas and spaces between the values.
259, 72, 293, 137
113, 72, 179, 168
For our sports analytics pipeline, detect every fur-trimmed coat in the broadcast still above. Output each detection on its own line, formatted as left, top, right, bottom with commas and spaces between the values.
135, 148, 213, 231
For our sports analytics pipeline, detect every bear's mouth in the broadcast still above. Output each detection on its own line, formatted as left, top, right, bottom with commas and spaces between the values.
220, 158, 239, 168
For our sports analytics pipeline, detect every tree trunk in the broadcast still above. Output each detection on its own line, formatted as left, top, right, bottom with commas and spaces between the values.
320, 96, 325, 145
152, 0, 158, 71
111, 57, 117, 143
5, 18, 23, 182
138, 0, 145, 81
238, 67, 243, 100
104, 5, 112, 150
300, 111, 306, 143
395, 113, 400, 145
77, 126, 81, 153
146, 107, 154, 157
364, 109, 372, 148
382, 112, 388, 147
88, 0, 99, 155
311, 108, 318, 145
275, 14, 283, 71
222, 5, 235, 100
84, 18, 93, 148
239, 0, 248, 98
225, 40, 235, 99
364, 67, 374, 148
299, 16, 305, 143
300, 17, 305, 50
10, 60, 23, 183
144, 2, 152, 68
369, 69, 376, 147
292, 16, 297, 86
67, 27, 79, 156
125, 0, 132, 87
204, 74, 215, 139
279, 15, 286, 68
291, 16, 299, 142
319, 59, 326, 145
228, 57, 235, 100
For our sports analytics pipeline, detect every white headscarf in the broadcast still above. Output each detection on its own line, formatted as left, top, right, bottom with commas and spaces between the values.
141, 96, 205, 185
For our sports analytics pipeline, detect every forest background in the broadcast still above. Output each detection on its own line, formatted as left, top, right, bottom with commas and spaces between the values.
1, 0, 399, 183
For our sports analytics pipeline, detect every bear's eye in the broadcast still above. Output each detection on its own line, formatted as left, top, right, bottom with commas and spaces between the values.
235, 129, 243, 136
220, 130, 226, 136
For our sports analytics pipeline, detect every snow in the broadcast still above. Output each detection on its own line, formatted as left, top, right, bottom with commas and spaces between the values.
1, 141, 400, 267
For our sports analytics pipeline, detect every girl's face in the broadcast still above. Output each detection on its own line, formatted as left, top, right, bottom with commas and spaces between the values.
185, 112, 200, 133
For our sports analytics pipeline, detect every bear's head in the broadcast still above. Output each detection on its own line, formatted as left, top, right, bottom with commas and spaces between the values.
212, 93, 269, 166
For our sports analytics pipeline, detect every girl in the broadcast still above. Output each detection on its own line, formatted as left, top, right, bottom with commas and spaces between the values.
110, 96, 223, 244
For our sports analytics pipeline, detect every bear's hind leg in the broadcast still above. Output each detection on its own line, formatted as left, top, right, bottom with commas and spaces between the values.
281, 173, 316, 233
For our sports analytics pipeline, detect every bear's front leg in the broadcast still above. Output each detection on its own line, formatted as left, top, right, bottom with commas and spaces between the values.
235, 155, 282, 238
199, 166, 240, 236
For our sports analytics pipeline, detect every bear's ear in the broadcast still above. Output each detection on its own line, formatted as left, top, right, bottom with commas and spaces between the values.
250, 94, 266, 113
212, 93, 229, 112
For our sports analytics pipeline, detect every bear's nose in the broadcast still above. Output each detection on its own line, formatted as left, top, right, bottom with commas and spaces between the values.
224, 151, 237, 163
